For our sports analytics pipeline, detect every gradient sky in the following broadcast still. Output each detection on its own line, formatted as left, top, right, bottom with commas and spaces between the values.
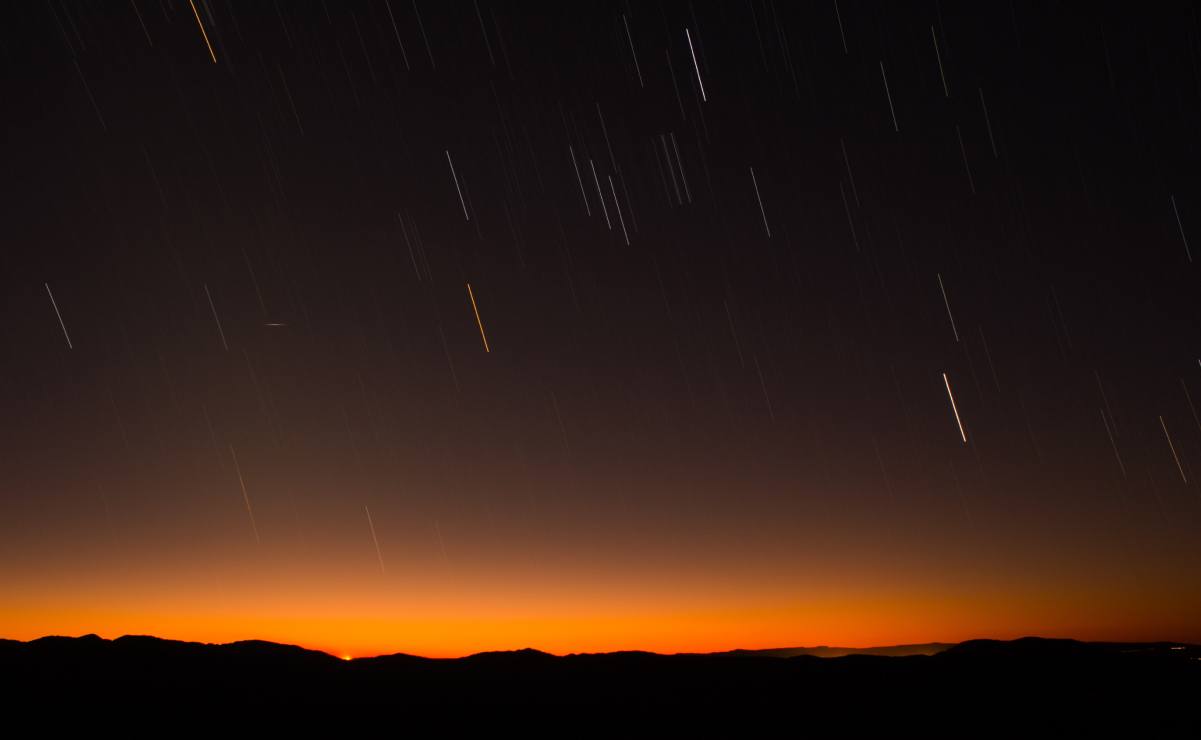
2, 1, 1200, 658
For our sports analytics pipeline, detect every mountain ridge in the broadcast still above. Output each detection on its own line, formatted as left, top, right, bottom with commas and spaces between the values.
17, 633, 1175, 660
2, 632, 1197, 718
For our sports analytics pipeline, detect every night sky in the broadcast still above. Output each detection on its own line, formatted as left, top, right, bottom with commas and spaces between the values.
2, 0, 1200, 658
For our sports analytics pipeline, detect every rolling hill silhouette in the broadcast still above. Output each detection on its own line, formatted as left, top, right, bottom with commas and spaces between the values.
2, 634, 1198, 726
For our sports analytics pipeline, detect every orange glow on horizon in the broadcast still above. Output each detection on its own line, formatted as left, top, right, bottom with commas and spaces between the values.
5, 575, 1198, 659
5, 449, 1198, 661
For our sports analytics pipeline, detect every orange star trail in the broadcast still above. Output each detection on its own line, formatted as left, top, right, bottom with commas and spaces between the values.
467, 282, 490, 353
188, 0, 217, 64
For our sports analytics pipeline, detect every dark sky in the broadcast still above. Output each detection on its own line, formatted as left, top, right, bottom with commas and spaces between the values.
1, 0, 1199, 657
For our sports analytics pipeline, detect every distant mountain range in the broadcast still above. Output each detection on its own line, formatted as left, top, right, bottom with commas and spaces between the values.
701, 642, 953, 658
0, 634, 960, 664
2, 634, 1197, 723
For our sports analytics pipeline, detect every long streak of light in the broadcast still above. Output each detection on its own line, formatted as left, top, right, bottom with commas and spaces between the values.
840, 181, 859, 250
685, 29, 707, 102
932, 26, 949, 97
937, 273, 960, 342
840, 138, 859, 207
365, 505, 386, 575
473, 0, 494, 66
956, 124, 976, 195
446, 150, 470, 221
980, 88, 998, 158
204, 283, 229, 351
834, 0, 848, 53
661, 135, 682, 204
131, 0, 152, 46
1159, 415, 1188, 483
1182, 378, 1201, 433
1100, 408, 1125, 479
749, 166, 771, 237
385, 0, 411, 69
73, 59, 107, 131
413, 0, 436, 68
670, 133, 691, 203
229, 444, 260, 543
398, 213, 421, 280
608, 176, 630, 245
880, 61, 898, 132
1171, 195, 1192, 263
188, 0, 217, 63
943, 372, 967, 443
467, 282, 490, 353
589, 159, 612, 229
623, 15, 644, 87
665, 49, 687, 119
568, 146, 590, 216
277, 61, 304, 135
45, 283, 72, 349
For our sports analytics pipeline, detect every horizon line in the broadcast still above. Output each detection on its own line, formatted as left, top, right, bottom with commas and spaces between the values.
7, 632, 1196, 661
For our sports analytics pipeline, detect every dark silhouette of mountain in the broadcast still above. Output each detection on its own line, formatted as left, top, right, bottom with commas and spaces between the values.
701, 642, 952, 658
463, 646, 558, 662
2, 634, 1198, 725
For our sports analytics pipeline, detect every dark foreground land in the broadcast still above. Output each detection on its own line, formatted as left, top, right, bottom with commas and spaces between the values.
2, 635, 1199, 725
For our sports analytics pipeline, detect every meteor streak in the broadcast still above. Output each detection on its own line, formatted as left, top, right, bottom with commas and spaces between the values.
446, 150, 470, 221
188, 0, 217, 63
685, 29, 707, 102
365, 506, 385, 575
467, 282, 490, 353
45, 283, 72, 349
1159, 415, 1187, 483
229, 445, 260, 544
943, 372, 967, 443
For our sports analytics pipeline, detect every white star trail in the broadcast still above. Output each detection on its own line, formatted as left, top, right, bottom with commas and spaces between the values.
685, 28, 707, 102
229, 444, 260, 544
943, 372, 967, 443
365, 505, 386, 575
44, 283, 72, 349
446, 150, 470, 221
1159, 415, 1187, 484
